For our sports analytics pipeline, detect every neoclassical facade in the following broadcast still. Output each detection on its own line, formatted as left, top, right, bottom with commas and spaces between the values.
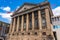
7, 2, 54, 40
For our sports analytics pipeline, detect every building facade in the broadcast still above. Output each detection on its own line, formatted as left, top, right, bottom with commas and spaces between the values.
51, 16, 60, 40
0, 21, 10, 40
7, 2, 54, 40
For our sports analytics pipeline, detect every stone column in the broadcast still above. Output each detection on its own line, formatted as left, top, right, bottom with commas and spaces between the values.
45, 8, 54, 40
16, 16, 20, 32
45, 8, 50, 35
38, 10, 42, 30
12, 17, 16, 33
26, 14, 29, 31
45, 8, 51, 30
38, 10, 42, 40
9, 19, 13, 33
32, 12, 34, 30
21, 15, 24, 31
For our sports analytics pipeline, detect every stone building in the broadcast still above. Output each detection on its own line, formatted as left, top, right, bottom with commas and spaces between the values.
0, 21, 10, 40
7, 2, 54, 40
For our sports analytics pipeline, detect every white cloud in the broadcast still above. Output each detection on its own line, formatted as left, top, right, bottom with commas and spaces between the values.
0, 12, 13, 22
52, 6, 60, 16
0, 6, 11, 11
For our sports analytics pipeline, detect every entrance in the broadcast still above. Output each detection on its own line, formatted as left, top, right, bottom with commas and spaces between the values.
53, 32, 57, 40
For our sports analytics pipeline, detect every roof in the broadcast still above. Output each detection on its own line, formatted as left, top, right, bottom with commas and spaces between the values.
0, 21, 10, 25
14, 1, 49, 13
14, 2, 37, 13
12, 1, 53, 17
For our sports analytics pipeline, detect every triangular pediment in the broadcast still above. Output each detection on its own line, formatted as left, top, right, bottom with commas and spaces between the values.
16, 3, 37, 13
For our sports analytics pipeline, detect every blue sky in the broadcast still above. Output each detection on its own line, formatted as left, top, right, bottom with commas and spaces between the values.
0, 0, 60, 23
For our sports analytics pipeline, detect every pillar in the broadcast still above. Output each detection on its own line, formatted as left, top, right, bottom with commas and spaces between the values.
12, 17, 16, 33
21, 15, 24, 31
45, 8, 51, 30
26, 14, 29, 31
38, 10, 42, 30
45, 8, 54, 39
38, 10, 42, 40
16, 16, 20, 32
32, 12, 34, 30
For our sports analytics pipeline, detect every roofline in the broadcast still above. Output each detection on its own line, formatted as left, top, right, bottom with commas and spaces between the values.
0, 21, 10, 25
14, 2, 37, 14
12, 1, 53, 17
51, 15, 60, 18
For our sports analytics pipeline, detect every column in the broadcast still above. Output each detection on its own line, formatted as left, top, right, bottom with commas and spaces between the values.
45, 8, 51, 30
21, 15, 24, 31
9, 19, 13, 33
32, 12, 34, 30
38, 10, 42, 40
26, 14, 29, 31
45, 8, 54, 40
38, 10, 42, 30
12, 17, 16, 33
16, 16, 20, 32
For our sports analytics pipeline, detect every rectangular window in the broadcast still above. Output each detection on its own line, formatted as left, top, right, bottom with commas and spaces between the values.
41, 9, 46, 29
0, 22, 1, 27
18, 16, 22, 31
14, 17, 17, 31
29, 13, 32, 30
23, 14, 26, 31
57, 17, 59, 21
0, 22, 2, 27
34, 11, 39, 29
51, 18, 54, 21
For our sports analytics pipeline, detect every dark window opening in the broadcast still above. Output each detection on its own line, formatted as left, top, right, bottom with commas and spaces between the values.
18, 16, 22, 31
53, 32, 57, 40
23, 14, 26, 31
35, 39, 37, 40
42, 18, 46, 29
43, 39, 45, 40
51, 18, 54, 21
24, 8, 26, 10
28, 33, 30, 35
55, 17, 56, 21
14, 17, 17, 31
29, 13, 32, 30
41, 9, 46, 29
42, 32, 46, 35
34, 32, 37, 35
22, 33, 24, 35
12, 34, 14, 35
57, 17, 59, 21
34, 11, 39, 29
